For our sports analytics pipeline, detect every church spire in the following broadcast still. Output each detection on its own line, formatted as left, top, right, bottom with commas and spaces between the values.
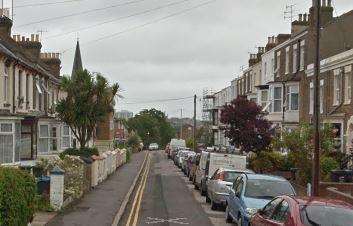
72, 40, 83, 77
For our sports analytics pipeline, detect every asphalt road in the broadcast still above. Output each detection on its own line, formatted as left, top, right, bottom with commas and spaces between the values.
120, 150, 233, 226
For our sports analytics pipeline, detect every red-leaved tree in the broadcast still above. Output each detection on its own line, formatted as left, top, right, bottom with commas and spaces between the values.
220, 96, 272, 154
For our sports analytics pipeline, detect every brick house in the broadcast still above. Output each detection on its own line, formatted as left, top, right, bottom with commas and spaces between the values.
302, 1, 353, 153
0, 14, 74, 165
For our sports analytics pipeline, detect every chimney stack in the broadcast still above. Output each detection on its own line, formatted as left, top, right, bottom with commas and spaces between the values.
16, 34, 42, 60
40, 52, 62, 77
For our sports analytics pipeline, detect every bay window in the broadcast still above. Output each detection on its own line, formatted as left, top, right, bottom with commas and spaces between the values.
260, 90, 269, 109
0, 122, 20, 164
38, 124, 59, 154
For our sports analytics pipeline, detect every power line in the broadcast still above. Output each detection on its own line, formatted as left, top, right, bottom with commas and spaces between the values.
15, 0, 148, 28
45, 0, 193, 40
15, 0, 83, 9
121, 96, 194, 105
62, 0, 218, 53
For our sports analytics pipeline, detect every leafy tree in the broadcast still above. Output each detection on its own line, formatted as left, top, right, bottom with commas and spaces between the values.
220, 96, 272, 154
127, 109, 175, 148
56, 70, 119, 148
272, 123, 336, 185
127, 132, 142, 152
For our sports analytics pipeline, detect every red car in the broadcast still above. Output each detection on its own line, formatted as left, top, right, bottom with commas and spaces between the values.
250, 195, 353, 226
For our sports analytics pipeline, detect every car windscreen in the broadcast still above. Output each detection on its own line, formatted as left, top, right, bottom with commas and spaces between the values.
244, 179, 294, 199
224, 172, 241, 182
300, 205, 353, 226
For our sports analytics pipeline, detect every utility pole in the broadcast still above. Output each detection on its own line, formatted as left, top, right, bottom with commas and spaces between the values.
312, 0, 321, 197
193, 95, 197, 152
180, 108, 183, 139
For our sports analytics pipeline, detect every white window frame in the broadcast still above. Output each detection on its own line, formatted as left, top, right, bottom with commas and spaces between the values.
61, 125, 72, 150
2, 66, 9, 103
285, 47, 290, 75
38, 124, 50, 154
0, 122, 15, 164
260, 90, 269, 109
273, 86, 283, 113
344, 65, 352, 105
309, 82, 314, 114
333, 69, 342, 106
320, 80, 324, 114
293, 44, 298, 73
287, 85, 299, 111
300, 40, 305, 71
276, 51, 281, 76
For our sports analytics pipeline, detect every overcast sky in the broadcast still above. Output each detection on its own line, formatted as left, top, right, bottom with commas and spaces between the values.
8, 0, 353, 118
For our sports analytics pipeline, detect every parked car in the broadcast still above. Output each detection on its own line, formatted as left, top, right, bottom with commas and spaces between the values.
189, 154, 201, 182
182, 152, 195, 175
195, 151, 247, 196
169, 139, 186, 159
250, 195, 353, 226
226, 174, 296, 226
176, 149, 191, 168
206, 168, 254, 210
149, 143, 159, 151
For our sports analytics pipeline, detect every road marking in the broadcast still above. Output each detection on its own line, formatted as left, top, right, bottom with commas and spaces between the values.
145, 217, 189, 225
132, 155, 151, 226
111, 151, 149, 226
126, 153, 150, 226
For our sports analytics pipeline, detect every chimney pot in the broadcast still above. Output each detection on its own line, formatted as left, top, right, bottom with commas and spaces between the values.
322, 0, 326, 7
31, 34, 34, 41
299, 14, 303, 21
303, 13, 307, 21
26, 38, 29, 42
56, 53, 60, 58
12, 34, 16, 40
21, 36, 25, 42
328, 0, 332, 7
35, 34, 39, 42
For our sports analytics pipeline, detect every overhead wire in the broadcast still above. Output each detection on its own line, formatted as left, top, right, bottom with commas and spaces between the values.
61, 0, 218, 53
44, 0, 193, 40
15, 0, 148, 28
15, 0, 83, 9
120, 96, 194, 105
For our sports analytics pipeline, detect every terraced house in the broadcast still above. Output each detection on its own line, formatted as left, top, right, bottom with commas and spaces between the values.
204, 0, 353, 155
0, 13, 74, 165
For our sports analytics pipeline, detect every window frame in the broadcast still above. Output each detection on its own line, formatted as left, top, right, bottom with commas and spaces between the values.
299, 40, 305, 71
309, 82, 314, 115
344, 65, 352, 105
0, 122, 15, 164
285, 46, 290, 75
273, 86, 283, 113
287, 85, 299, 111
293, 44, 298, 73
3, 65, 9, 103
320, 80, 324, 114
333, 69, 342, 106
276, 51, 281, 76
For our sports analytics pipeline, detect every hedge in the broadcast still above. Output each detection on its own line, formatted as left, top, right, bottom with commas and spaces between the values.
59, 147, 99, 159
0, 167, 36, 226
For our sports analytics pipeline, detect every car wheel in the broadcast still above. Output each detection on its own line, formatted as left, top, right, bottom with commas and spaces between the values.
225, 206, 232, 223
211, 200, 217, 210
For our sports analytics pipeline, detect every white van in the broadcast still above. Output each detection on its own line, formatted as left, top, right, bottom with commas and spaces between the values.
194, 152, 246, 196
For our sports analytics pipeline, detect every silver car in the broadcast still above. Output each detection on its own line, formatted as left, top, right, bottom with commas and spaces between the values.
206, 168, 254, 210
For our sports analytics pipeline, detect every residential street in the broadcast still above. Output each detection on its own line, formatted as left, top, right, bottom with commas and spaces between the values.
47, 151, 147, 226
119, 150, 232, 226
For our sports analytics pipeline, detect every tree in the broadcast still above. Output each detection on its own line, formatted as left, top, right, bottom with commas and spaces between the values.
220, 96, 272, 154
56, 70, 119, 148
127, 109, 175, 148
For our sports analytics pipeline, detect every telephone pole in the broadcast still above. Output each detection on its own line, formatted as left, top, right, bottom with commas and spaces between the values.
193, 95, 197, 152
312, 0, 321, 197
180, 108, 183, 139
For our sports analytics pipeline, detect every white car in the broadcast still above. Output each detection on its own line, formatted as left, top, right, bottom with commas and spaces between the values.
149, 143, 159, 151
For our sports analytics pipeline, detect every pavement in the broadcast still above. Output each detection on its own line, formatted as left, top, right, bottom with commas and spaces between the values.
119, 150, 232, 226
46, 150, 147, 226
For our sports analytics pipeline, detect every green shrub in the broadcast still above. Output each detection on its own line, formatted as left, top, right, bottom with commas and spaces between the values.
35, 195, 53, 212
0, 167, 36, 226
321, 156, 339, 181
249, 151, 294, 173
126, 148, 132, 162
60, 147, 99, 159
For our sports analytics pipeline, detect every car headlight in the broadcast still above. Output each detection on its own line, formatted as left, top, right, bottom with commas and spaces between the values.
245, 208, 258, 216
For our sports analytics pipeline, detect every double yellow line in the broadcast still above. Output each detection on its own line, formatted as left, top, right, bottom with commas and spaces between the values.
125, 153, 151, 226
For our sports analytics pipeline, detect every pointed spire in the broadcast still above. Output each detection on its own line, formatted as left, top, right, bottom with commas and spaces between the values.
72, 40, 83, 77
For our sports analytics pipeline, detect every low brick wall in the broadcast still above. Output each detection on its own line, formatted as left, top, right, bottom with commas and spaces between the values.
325, 187, 353, 205
319, 182, 353, 196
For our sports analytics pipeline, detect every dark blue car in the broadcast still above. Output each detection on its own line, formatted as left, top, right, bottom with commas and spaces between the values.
225, 174, 296, 226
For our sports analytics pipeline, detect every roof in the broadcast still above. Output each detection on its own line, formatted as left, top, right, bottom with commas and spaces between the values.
245, 174, 287, 181
72, 40, 83, 77
0, 36, 61, 84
